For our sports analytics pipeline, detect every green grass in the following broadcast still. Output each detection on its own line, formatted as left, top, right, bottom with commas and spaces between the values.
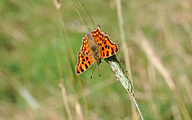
0, 0, 192, 119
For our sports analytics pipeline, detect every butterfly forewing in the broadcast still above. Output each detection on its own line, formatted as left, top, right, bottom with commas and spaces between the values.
100, 35, 119, 58
91, 25, 104, 46
80, 34, 91, 55
75, 51, 95, 74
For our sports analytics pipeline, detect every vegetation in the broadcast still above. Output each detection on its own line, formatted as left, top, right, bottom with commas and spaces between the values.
0, 0, 192, 119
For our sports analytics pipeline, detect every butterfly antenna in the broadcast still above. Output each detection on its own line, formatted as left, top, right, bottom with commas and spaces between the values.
90, 64, 97, 79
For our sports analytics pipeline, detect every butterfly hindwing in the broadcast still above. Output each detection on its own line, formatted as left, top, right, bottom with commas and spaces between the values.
91, 25, 104, 47
100, 35, 119, 58
75, 51, 95, 74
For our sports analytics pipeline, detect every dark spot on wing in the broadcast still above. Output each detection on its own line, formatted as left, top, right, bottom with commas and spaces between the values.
108, 46, 110, 49
83, 59, 85, 62
103, 52, 105, 57
82, 62, 84, 64
98, 43, 102, 46
85, 64, 88, 69
111, 48, 114, 54
86, 57, 88, 60
102, 47, 104, 50
105, 45, 107, 48
107, 51, 109, 56
88, 61, 91, 65
80, 66, 83, 72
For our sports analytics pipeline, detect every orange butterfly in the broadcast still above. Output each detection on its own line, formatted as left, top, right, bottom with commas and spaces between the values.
75, 25, 119, 74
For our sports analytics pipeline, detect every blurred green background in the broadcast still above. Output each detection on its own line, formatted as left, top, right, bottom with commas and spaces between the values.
0, 0, 192, 120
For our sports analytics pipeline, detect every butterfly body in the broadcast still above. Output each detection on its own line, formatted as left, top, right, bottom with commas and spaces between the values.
75, 25, 119, 74
87, 33, 101, 62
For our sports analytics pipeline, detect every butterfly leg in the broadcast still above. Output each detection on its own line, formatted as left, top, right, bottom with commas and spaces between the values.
97, 59, 101, 77
98, 65, 101, 77
97, 59, 101, 66
90, 63, 97, 79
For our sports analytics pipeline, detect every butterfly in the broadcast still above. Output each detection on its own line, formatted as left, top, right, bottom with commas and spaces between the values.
75, 25, 119, 74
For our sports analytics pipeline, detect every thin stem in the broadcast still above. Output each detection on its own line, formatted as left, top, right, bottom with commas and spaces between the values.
105, 55, 144, 120
115, 0, 139, 119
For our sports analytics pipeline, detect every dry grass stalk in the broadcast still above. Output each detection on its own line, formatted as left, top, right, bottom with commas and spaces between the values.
135, 29, 176, 91
54, 0, 91, 119
115, 0, 139, 119
105, 55, 144, 120
133, 28, 191, 120
59, 83, 73, 120
75, 102, 84, 120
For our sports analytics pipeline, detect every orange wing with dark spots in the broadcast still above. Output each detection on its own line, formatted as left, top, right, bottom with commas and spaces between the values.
100, 35, 119, 58
80, 34, 91, 55
75, 52, 95, 74
90, 25, 105, 46
75, 25, 119, 75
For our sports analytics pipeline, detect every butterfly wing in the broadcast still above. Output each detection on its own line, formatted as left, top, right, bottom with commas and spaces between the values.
76, 25, 118, 74
76, 30, 98, 74
100, 35, 119, 58
75, 52, 95, 74
90, 25, 105, 47
80, 34, 91, 56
